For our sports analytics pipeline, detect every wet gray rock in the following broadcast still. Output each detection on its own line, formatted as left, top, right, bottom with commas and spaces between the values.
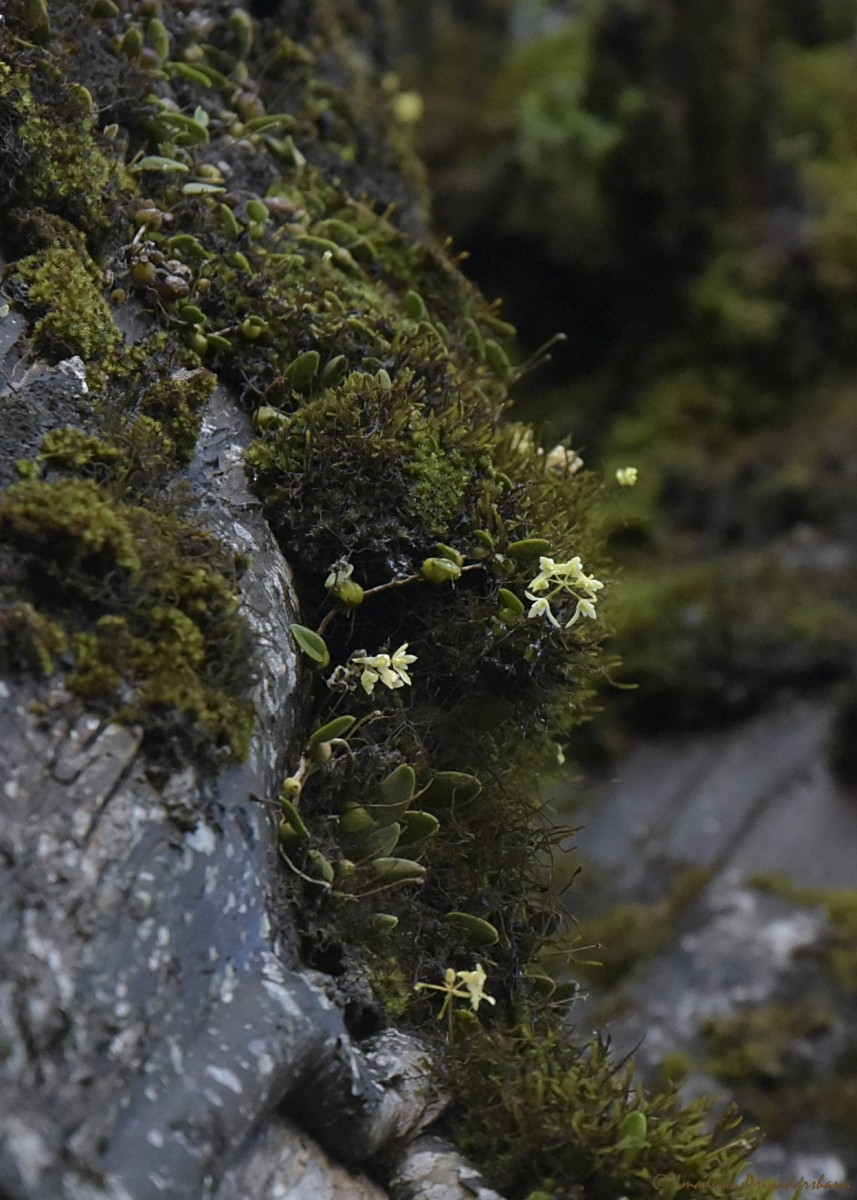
0, 382, 480, 1200
565, 698, 857, 1190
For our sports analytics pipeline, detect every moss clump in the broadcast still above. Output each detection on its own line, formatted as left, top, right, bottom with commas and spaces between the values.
135, 368, 217, 466
11, 244, 120, 362
605, 556, 857, 728
0, 56, 118, 236
0, 601, 67, 676
0, 476, 255, 763
752, 874, 857, 998
700, 1002, 838, 1141
702, 1003, 834, 1085
570, 867, 711, 987
449, 1022, 764, 1200
246, 368, 493, 557
38, 428, 126, 476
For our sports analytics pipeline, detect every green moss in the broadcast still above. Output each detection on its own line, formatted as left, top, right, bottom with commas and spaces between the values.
12, 244, 120, 362
136, 368, 217, 466
605, 556, 857, 728
752, 874, 857, 998
0, 57, 118, 236
0, 601, 67, 676
0, 477, 255, 763
449, 1022, 765, 1200
38, 428, 126, 475
702, 1003, 833, 1084
571, 867, 711, 987
700, 1001, 837, 1141
0, 477, 142, 573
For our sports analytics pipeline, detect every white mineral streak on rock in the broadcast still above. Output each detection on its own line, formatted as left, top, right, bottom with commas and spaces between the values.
206, 1065, 244, 1095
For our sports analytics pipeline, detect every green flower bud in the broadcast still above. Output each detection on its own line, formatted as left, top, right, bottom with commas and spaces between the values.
335, 578, 364, 607
421, 557, 461, 584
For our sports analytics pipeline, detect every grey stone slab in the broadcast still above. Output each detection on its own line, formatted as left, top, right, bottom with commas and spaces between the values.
723, 758, 857, 888
572, 736, 727, 869
662, 700, 833, 866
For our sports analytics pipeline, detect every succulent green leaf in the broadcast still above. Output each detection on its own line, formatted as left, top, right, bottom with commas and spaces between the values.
178, 305, 206, 326
182, 181, 225, 195
423, 771, 482, 808
279, 796, 309, 840
157, 112, 209, 144
285, 350, 320, 389
278, 820, 304, 849
322, 354, 348, 383
435, 542, 464, 566
369, 913, 399, 932
354, 822, 402, 861
215, 203, 241, 239
289, 623, 330, 666
525, 972, 557, 998
421, 556, 461, 583
339, 803, 375, 836
619, 1111, 648, 1144
308, 714, 356, 746
396, 810, 440, 848
404, 289, 427, 320
307, 849, 335, 884
444, 912, 500, 947
507, 538, 552, 561
131, 155, 189, 174
365, 857, 426, 884
498, 587, 525, 616
380, 763, 416, 807
367, 763, 416, 826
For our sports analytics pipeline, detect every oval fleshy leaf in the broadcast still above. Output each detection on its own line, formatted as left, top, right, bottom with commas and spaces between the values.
423, 771, 482, 808
369, 913, 399, 932
290, 623, 330, 667
279, 796, 309, 840
498, 587, 525, 616
365, 857, 426, 884
444, 911, 500, 947
309, 715, 356, 746
354, 823, 401, 861
339, 803, 375, 835
396, 810, 440, 848
507, 538, 552, 561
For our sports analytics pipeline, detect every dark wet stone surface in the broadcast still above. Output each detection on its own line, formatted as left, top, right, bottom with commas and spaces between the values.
560, 693, 857, 1191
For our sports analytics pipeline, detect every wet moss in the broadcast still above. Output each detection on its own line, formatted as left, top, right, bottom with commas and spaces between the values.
702, 1003, 834, 1085
752, 874, 857, 999
0, 56, 118, 236
0, 600, 67, 677
700, 1001, 839, 1142
0, 476, 255, 763
135, 368, 217, 466
605, 556, 857, 728
568, 867, 711, 988
10, 243, 120, 362
449, 1022, 764, 1200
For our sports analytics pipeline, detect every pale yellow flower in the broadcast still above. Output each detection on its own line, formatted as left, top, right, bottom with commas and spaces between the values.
525, 555, 604, 629
455, 963, 496, 1012
351, 645, 416, 694
414, 963, 495, 1020
615, 466, 638, 487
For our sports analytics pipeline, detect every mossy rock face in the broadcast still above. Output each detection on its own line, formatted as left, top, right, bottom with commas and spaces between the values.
404, 2, 857, 743
0, 475, 256, 762
0, 4, 769, 1195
